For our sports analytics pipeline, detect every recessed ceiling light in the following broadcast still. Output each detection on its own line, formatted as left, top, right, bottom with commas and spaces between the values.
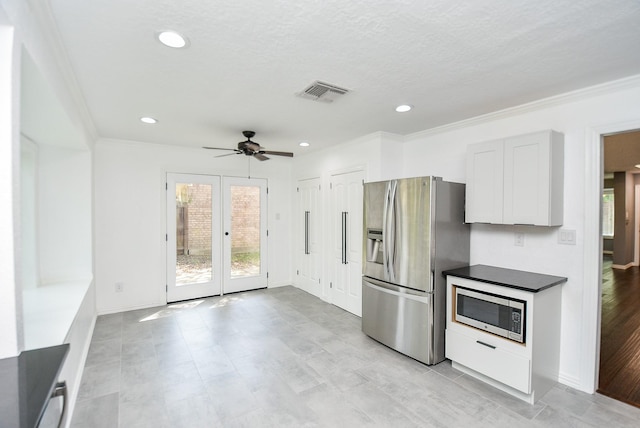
395, 104, 412, 113
140, 117, 157, 124
157, 31, 188, 48
299, 142, 310, 147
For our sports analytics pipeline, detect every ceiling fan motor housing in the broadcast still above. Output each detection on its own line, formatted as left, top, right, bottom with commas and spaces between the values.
238, 141, 261, 153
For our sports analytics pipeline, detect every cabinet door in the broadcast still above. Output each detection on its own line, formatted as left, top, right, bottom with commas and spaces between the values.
465, 140, 504, 223
503, 130, 563, 226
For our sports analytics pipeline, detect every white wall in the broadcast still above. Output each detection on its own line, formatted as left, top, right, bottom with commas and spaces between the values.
94, 139, 293, 314
401, 76, 640, 393
293, 131, 404, 183
38, 145, 93, 283
0, 4, 23, 358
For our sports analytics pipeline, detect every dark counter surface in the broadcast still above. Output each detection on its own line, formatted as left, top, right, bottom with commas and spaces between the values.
0, 344, 69, 428
443, 264, 567, 292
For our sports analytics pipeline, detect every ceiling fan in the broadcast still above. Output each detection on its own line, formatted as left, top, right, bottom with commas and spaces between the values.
203, 130, 294, 161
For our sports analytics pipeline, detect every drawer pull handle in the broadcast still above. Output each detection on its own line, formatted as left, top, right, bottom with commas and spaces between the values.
476, 340, 496, 349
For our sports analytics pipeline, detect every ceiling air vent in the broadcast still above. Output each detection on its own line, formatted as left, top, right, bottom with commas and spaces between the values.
297, 81, 350, 103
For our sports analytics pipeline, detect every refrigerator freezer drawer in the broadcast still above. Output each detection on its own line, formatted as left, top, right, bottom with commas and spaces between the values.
362, 277, 439, 365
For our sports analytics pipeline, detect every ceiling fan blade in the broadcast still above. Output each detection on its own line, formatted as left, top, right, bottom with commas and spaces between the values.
203, 146, 237, 151
215, 152, 241, 158
261, 150, 294, 157
253, 153, 270, 161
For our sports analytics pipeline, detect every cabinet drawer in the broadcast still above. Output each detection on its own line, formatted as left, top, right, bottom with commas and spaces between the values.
446, 329, 531, 393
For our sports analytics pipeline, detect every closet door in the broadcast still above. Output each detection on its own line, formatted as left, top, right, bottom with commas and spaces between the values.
330, 170, 364, 316
296, 178, 322, 298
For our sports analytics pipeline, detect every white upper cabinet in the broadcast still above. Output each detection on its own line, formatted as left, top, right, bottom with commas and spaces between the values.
465, 130, 564, 226
465, 140, 505, 224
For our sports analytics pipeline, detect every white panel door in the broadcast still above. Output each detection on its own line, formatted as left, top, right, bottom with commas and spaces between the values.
222, 177, 268, 294
330, 170, 364, 316
296, 178, 322, 298
166, 173, 221, 302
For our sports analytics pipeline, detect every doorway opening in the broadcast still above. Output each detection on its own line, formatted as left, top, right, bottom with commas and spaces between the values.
598, 129, 640, 408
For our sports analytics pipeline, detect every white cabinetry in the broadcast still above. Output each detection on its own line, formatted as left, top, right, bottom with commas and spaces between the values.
445, 275, 562, 404
465, 130, 564, 226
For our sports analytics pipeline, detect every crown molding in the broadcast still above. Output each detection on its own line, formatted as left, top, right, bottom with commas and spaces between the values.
408, 74, 640, 140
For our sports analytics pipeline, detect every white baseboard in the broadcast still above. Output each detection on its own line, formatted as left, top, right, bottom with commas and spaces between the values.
611, 262, 635, 270
267, 281, 293, 288
558, 371, 586, 392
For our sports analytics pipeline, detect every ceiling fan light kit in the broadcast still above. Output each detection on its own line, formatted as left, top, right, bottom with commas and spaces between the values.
203, 130, 294, 161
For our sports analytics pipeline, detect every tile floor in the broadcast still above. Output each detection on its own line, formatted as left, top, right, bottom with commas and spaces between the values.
71, 286, 640, 427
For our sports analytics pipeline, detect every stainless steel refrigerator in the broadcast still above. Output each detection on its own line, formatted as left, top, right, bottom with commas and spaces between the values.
362, 176, 470, 365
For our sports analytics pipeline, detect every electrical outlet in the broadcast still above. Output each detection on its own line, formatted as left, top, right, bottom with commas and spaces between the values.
115, 281, 124, 292
514, 232, 525, 247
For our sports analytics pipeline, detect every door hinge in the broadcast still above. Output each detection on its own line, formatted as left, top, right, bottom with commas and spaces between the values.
297, 187, 299, 192
330, 182, 332, 189
165, 234, 168, 241
165, 182, 168, 190
318, 278, 321, 284
266, 230, 269, 237
267, 187, 269, 194
267, 272, 269, 278
166, 284, 168, 292
296, 270, 299, 275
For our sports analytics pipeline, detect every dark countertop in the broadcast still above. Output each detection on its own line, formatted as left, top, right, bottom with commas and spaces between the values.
443, 264, 567, 292
0, 344, 69, 428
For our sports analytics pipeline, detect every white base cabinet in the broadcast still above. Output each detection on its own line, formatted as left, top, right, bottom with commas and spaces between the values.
445, 275, 562, 404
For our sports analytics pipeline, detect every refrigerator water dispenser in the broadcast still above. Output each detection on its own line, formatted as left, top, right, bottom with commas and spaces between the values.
366, 229, 383, 264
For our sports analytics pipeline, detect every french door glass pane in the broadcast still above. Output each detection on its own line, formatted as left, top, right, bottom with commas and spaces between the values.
231, 185, 261, 277
175, 183, 213, 285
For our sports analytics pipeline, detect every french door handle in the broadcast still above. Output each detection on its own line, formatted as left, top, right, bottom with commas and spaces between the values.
304, 211, 310, 254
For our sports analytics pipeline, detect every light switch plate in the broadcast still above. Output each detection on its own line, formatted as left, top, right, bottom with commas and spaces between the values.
558, 229, 576, 245
514, 232, 524, 247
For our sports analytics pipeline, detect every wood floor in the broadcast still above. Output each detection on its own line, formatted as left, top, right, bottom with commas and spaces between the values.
599, 257, 640, 408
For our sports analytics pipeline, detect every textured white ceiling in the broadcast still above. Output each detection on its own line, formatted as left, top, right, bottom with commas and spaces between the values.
46, 0, 640, 154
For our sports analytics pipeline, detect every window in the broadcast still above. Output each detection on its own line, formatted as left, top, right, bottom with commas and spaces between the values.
602, 188, 614, 237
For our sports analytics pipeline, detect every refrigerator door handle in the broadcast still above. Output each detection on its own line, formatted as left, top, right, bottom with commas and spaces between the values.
304, 211, 311, 254
383, 181, 397, 281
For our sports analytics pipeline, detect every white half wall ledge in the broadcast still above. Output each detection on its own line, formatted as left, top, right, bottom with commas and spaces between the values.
22, 279, 92, 350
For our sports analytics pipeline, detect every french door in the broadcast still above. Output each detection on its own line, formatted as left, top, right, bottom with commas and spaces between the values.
222, 177, 268, 294
166, 174, 267, 302
166, 173, 221, 302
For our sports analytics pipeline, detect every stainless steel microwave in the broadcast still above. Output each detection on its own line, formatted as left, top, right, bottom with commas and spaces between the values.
454, 286, 526, 343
